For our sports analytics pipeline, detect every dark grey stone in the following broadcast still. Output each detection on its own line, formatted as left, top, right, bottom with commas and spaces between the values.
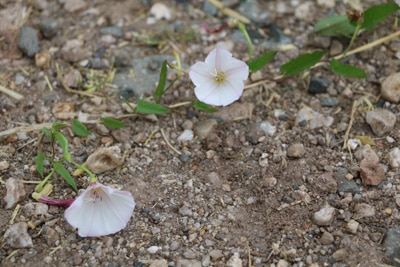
100, 26, 123, 38
18, 26, 39, 57
308, 77, 329, 94
383, 227, 400, 267
320, 97, 339, 107
39, 18, 58, 39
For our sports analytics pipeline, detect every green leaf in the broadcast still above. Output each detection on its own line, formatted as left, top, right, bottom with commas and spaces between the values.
54, 161, 77, 191
248, 51, 277, 73
193, 101, 217, 113
54, 132, 71, 162
34, 152, 45, 177
136, 99, 169, 114
330, 59, 368, 78
280, 51, 325, 77
362, 2, 399, 30
153, 60, 168, 103
41, 127, 51, 137
313, 15, 356, 37
101, 117, 126, 129
52, 121, 68, 132
71, 119, 91, 137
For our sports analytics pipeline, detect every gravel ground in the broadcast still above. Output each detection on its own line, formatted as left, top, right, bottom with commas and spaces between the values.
1, 0, 400, 266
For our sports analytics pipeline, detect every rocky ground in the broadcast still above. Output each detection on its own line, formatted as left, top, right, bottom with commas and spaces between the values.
1, 0, 400, 266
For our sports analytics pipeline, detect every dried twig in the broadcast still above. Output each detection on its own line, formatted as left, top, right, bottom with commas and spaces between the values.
160, 128, 181, 155
0, 123, 52, 138
0, 85, 24, 100
206, 0, 250, 24
342, 100, 358, 150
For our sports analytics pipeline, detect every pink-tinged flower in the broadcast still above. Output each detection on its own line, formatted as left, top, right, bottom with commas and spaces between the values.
189, 47, 249, 106
64, 182, 135, 237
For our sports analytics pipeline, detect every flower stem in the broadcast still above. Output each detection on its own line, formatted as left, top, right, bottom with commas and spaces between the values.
35, 169, 55, 193
238, 23, 253, 60
71, 161, 97, 183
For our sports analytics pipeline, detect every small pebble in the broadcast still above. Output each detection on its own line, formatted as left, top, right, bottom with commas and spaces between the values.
389, 147, 400, 168
86, 146, 123, 174
150, 2, 172, 20
320, 231, 334, 245
354, 144, 379, 163
39, 18, 58, 38
308, 77, 329, 94
176, 259, 201, 267
365, 109, 396, 137
332, 248, 348, 262
209, 249, 223, 260
0, 160, 10, 171
226, 253, 242, 267
287, 143, 305, 158
194, 119, 217, 139
147, 246, 159, 254
4, 178, 26, 209
177, 129, 194, 142
64, 0, 87, 12
353, 203, 375, 219
149, 259, 167, 267
346, 219, 359, 234
18, 26, 39, 57
382, 227, 400, 266
313, 204, 335, 226
99, 26, 123, 37
4, 222, 33, 248
381, 72, 400, 103
320, 97, 339, 107
360, 158, 385, 186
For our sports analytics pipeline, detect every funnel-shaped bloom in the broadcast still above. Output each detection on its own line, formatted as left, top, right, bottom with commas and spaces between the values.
189, 47, 249, 106
64, 182, 135, 237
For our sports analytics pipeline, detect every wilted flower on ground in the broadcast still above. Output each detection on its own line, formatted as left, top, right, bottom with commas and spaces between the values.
64, 182, 135, 237
189, 47, 249, 106
34, 194, 75, 207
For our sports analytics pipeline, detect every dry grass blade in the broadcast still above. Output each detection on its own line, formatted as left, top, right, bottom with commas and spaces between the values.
206, 0, 250, 24
0, 123, 53, 138
0, 85, 24, 100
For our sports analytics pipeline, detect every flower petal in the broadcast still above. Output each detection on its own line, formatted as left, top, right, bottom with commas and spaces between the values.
223, 59, 249, 81
189, 62, 215, 87
196, 79, 244, 107
64, 183, 135, 237
206, 48, 233, 72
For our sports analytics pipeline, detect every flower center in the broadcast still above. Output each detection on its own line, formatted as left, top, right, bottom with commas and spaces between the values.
85, 188, 103, 203
212, 71, 226, 85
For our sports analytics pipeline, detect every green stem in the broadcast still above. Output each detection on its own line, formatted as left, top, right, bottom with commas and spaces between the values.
238, 23, 253, 60
35, 169, 55, 193
71, 161, 97, 183
344, 21, 362, 55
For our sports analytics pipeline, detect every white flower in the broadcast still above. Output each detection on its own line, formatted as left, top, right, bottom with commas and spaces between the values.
64, 182, 135, 237
189, 47, 249, 106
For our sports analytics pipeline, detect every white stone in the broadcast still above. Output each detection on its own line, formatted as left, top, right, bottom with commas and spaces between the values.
389, 147, 400, 168
150, 3, 171, 20
346, 219, 359, 234
147, 245, 159, 254
177, 129, 194, 142
313, 204, 335, 226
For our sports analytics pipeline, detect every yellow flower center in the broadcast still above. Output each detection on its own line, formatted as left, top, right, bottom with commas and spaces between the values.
212, 71, 226, 85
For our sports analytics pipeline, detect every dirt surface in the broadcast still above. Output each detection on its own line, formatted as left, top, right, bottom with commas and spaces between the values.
1, 0, 400, 266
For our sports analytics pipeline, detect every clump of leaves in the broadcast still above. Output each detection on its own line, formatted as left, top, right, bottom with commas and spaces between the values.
34, 120, 92, 192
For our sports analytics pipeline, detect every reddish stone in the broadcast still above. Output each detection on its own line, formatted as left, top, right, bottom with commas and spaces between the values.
360, 158, 385, 186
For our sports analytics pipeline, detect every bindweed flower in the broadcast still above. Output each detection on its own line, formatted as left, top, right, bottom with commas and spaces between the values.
64, 182, 135, 237
189, 47, 249, 106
